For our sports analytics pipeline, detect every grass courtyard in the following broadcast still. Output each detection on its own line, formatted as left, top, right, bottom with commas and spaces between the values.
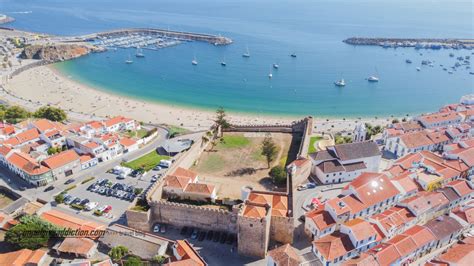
192, 132, 298, 199
308, 136, 324, 154
122, 150, 170, 171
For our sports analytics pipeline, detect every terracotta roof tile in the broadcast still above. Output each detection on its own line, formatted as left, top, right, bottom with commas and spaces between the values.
313, 232, 355, 262
267, 244, 301, 266
343, 218, 376, 241
42, 149, 80, 169
306, 209, 336, 231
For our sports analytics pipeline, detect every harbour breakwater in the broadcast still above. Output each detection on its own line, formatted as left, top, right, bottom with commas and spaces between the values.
344, 37, 474, 50
77, 28, 233, 46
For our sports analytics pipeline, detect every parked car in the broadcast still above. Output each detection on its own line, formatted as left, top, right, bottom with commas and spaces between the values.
151, 175, 158, 182
160, 224, 166, 234
80, 199, 90, 206
44, 185, 54, 192
198, 231, 206, 241
297, 184, 307, 191
153, 224, 161, 233
19, 186, 26, 191
307, 182, 316, 189
64, 178, 75, 185
85, 202, 98, 211
213, 231, 221, 242
191, 229, 199, 239
71, 197, 81, 205
220, 232, 228, 244
153, 165, 162, 171
206, 231, 214, 241
64, 196, 76, 205
103, 205, 112, 213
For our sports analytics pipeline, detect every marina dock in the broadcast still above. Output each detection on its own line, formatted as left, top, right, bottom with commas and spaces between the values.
343, 37, 474, 50
75, 28, 232, 46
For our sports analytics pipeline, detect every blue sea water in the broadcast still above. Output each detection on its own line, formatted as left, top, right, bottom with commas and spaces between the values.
1, 0, 473, 117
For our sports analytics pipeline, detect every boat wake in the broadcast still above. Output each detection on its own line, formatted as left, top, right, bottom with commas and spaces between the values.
9, 11, 32, 14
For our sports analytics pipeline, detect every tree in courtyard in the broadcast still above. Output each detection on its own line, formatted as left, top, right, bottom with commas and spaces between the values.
261, 135, 277, 168
215, 106, 230, 135
152, 255, 167, 265
124, 256, 142, 266
4, 105, 30, 123
269, 165, 287, 184
33, 106, 67, 122
5, 215, 58, 250
54, 193, 65, 204
108, 245, 129, 261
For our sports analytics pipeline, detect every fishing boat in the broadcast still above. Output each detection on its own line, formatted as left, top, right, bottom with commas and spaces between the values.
221, 57, 226, 66
416, 67, 421, 71
406, 59, 412, 64
268, 73, 273, 79
367, 76, 379, 82
242, 46, 250, 58
135, 47, 145, 58
192, 56, 198, 65
273, 63, 279, 69
291, 53, 297, 58
125, 54, 133, 64
334, 79, 345, 87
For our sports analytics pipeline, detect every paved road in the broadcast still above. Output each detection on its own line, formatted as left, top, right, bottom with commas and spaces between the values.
0, 127, 169, 202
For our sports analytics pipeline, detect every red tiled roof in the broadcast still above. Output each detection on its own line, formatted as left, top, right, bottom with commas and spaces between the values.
0, 249, 46, 265
164, 175, 192, 190
173, 167, 198, 181
366, 243, 401, 266
346, 172, 400, 207
313, 232, 355, 262
267, 244, 301, 266
399, 131, 433, 148
402, 225, 436, 249
306, 209, 336, 231
42, 149, 79, 169
120, 137, 137, 147
32, 119, 57, 132
40, 209, 105, 239
183, 183, 215, 196
447, 179, 474, 197
242, 204, 267, 219
343, 218, 377, 241
387, 234, 417, 258
172, 240, 206, 266
7, 151, 50, 175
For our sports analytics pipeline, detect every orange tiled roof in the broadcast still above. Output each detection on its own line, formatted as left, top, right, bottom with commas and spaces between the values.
173, 240, 206, 266
447, 179, 474, 197
346, 172, 400, 207
42, 149, 79, 169
173, 167, 198, 181
313, 232, 354, 262
343, 218, 376, 241
0, 249, 46, 265
183, 183, 215, 196
56, 237, 96, 256
306, 209, 336, 231
242, 204, 267, 219
267, 244, 301, 266
7, 151, 50, 175
5, 128, 40, 146
366, 243, 401, 266
418, 111, 462, 124
120, 137, 137, 147
104, 116, 132, 127
40, 209, 105, 239
399, 131, 433, 148
164, 175, 192, 190
32, 119, 57, 132
387, 234, 418, 258
80, 154, 95, 163
402, 225, 436, 249
247, 192, 288, 217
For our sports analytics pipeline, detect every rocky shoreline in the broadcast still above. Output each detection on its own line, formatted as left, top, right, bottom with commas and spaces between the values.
19, 44, 105, 62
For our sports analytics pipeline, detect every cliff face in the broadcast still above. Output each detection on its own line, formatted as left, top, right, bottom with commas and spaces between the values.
20, 44, 99, 62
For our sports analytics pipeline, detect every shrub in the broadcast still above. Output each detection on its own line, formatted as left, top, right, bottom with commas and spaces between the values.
54, 193, 65, 204
108, 245, 129, 261
64, 185, 76, 191
81, 177, 95, 184
269, 165, 287, 184
133, 188, 143, 195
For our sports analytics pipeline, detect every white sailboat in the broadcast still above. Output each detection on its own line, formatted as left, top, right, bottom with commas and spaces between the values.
367, 68, 379, 82
192, 55, 198, 65
125, 54, 133, 64
221, 57, 226, 66
334, 79, 345, 87
135, 47, 145, 58
242, 46, 250, 58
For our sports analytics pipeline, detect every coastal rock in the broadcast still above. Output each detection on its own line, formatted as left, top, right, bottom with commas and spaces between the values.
20, 44, 101, 62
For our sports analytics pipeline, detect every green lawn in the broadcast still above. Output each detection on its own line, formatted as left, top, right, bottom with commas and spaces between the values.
122, 151, 170, 171
167, 125, 190, 137
218, 135, 250, 149
198, 153, 226, 173
124, 129, 149, 139
308, 136, 323, 154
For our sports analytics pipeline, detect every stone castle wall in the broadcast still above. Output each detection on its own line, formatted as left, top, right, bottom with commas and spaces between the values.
270, 215, 294, 244
237, 211, 271, 258
125, 209, 151, 232
149, 200, 239, 233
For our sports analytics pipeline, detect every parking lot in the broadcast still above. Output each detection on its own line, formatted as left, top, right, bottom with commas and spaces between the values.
149, 224, 260, 265
59, 166, 166, 220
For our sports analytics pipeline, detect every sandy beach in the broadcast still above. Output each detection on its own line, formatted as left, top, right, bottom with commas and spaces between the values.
1, 63, 396, 132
